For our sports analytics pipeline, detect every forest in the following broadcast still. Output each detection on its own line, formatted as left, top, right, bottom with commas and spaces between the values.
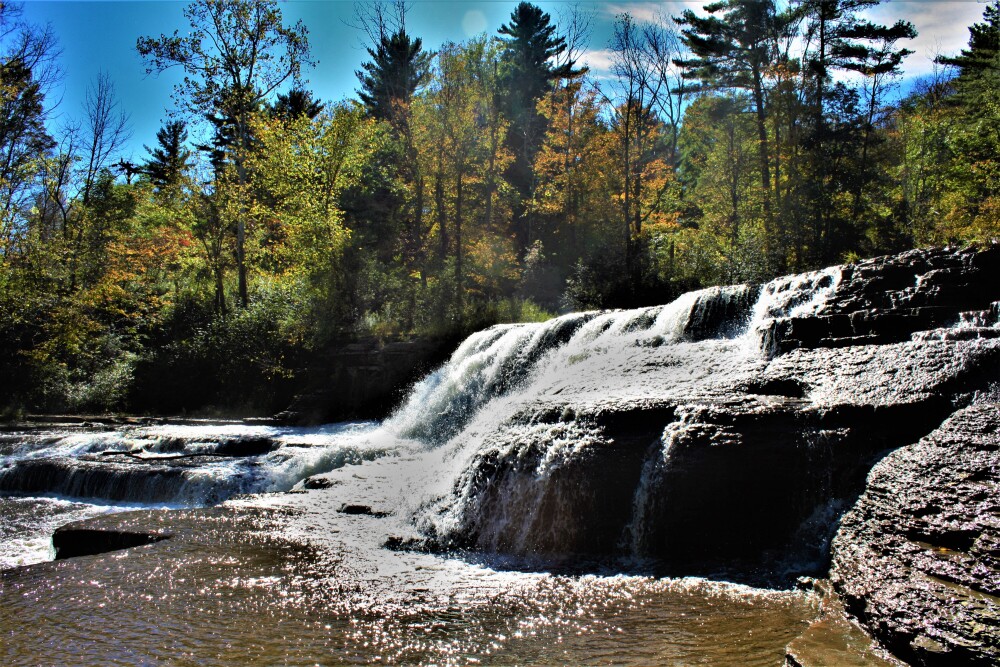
0, 0, 997, 416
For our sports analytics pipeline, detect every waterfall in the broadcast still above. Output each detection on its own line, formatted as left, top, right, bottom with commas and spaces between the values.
0, 422, 391, 506
626, 409, 702, 558
403, 269, 850, 559
0, 269, 841, 523
386, 283, 764, 448
745, 266, 842, 357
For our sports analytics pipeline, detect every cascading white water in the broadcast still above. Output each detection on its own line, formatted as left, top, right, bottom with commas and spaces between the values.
397, 277, 845, 556
1, 269, 842, 561
385, 284, 763, 449
0, 422, 395, 506
747, 266, 842, 330
625, 409, 703, 558
744, 266, 842, 356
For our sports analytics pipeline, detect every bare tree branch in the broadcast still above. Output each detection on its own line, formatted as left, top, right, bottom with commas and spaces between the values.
81, 72, 131, 204
349, 0, 410, 45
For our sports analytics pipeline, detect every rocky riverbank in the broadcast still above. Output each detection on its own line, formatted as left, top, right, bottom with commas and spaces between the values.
1, 245, 997, 665
831, 402, 1000, 666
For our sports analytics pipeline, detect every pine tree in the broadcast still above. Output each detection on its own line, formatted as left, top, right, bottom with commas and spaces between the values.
675, 0, 789, 266
498, 2, 583, 257
269, 88, 324, 121
799, 0, 916, 263
926, 1, 1000, 242
356, 29, 431, 130
803, 0, 915, 124
937, 1, 999, 78
142, 120, 191, 190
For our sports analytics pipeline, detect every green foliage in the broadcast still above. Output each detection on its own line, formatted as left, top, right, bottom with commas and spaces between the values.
131, 282, 303, 415
142, 120, 191, 191
4, 0, 998, 417
269, 88, 324, 121
498, 2, 584, 256
356, 29, 432, 128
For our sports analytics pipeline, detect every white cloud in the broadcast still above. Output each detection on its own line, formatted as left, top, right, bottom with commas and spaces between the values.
580, 47, 617, 75
462, 10, 487, 37
600, 2, 704, 24
579, 48, 618, 80
583, 1, 987, 84
864, 1, 987, 78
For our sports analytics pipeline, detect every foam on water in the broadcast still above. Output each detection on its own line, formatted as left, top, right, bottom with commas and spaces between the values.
1, 271, 843, 566
0, 421, 401, 508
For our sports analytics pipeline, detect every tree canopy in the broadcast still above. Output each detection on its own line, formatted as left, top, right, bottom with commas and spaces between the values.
6, 0, 998, 416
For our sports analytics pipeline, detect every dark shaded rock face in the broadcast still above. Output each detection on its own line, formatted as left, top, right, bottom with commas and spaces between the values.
759, 245, 1000, 357
53, 526, 170, 559
831, 403, 1000, 666
413, 245, 1000, 661
283, 338, 459, 424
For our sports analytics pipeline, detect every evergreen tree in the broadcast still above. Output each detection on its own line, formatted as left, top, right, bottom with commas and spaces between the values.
196, 110, 239, 180
356, 28, 431, 130
936, 1, 999, 78
497, 2, 583, 257
675, 0, 790, 267
935, 0, 1000, 117
142, 120, 191, 190
803, 0, 915, 124
269, 88, 324, 121
799, 0, 916, 263
921, 1, 1000, 242
498, 2, 579, 111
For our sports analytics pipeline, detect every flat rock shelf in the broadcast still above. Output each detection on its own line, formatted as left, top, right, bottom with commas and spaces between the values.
1, 245, 998, 665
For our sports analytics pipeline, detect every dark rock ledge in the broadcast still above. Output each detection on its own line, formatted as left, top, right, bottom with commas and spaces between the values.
53, 526, 170, 559
831, 402, 1000, 666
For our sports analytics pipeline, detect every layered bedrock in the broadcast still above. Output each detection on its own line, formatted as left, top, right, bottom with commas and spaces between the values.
830, 402, 1000, 666
419, 246, 1000, 583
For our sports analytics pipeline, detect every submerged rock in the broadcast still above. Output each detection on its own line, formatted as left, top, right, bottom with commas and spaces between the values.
339, 503, 389, 517
53, 526, 170, 559
302, 475, 336, 490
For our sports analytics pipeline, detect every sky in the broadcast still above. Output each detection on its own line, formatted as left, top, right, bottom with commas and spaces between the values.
15, 0, 991, 165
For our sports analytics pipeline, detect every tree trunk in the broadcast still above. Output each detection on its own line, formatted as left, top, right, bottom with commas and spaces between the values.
235, 118, 250, 308
455, 170, 464, 325
752, 67, 774, 266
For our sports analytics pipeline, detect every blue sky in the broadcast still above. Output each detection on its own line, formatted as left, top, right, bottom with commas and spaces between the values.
17, 0, 990, 165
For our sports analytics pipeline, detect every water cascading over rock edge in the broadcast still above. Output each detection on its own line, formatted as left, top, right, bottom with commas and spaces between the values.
392, 245, 1000, 581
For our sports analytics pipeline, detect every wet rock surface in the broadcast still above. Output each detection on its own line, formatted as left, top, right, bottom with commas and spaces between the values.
784, 580, 902, 667
760, 245, 1000, 357
426, 327, 1000, 579
2, 245, 999, 665
831, 403, 1000, 666
413, 245, 1000, 662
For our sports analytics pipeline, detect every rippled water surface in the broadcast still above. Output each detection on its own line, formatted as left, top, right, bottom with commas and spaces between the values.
1, 503, 816, 666
2, 279, 858, 664
0, 422, 820, 666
